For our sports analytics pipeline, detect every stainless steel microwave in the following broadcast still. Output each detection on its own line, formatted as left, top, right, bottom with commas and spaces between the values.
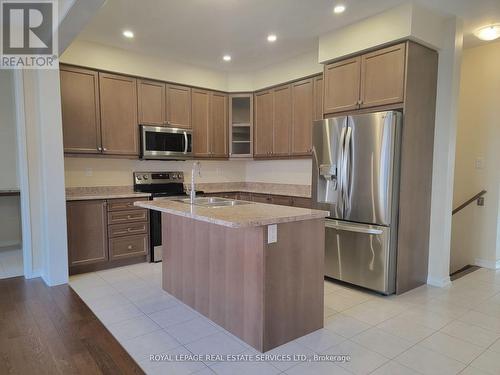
140, 125, 192, 160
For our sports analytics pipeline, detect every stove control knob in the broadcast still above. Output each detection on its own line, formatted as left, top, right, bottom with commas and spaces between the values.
143, 175, 149, 180
137, 175, 142, 180
173, 174, 178, 179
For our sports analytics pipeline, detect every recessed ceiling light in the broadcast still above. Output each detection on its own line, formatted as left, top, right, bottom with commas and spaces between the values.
122, 30, 134, 38
223, 55, 231, 62
267, 34, 277, 42
333, 4, 346, 14
474, 24, 500, 41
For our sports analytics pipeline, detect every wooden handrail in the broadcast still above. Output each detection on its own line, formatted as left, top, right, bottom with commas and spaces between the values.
452, 190, 487, 215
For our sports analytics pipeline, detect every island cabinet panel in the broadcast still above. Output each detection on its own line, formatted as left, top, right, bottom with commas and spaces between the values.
99, 73, 139, 156
67, 200, 108, 267
210, 92, 229, 157
272, 84, 292, 156
291, 78, 314, 155
254, 90, 273, 157
323, 56, 361, 114
360, 43, 406, 109
60, 66, 101, 153
137, 79, 165, 125
166, 84, 191, 129
161, 213, 324, 352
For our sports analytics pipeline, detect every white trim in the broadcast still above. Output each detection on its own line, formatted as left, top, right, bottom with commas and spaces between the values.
474, 258, 500, 270
13, 70, 36, 279
427, 275, 452, 288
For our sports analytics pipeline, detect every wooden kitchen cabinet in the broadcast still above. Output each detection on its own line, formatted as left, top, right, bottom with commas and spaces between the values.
137, 79, 165, 125
360, 43, 406, 108
192, 89, 228, 158
166, 84, 191, 128
67, 197, 149, 275
66, 200, 108, 267
254, 90, 273, 157
60, 66, 101, 153
323, 56, 361, 114
313, 75, 323, 120
323, 43, 406, 114
291, 78, 314, 155
99, 73, 139, 156
273, 84, 292, 156
192, 88, 211, 157
210, 92, 228, 157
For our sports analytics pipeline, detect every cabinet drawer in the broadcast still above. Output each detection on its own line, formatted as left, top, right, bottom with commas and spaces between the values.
109, 234, 148, 260
271, 195, 292, 206
291, 197, 312, 208
107, 198, 148, 211
108, 222, 148, 238
251, 194, 272, 204
107, 209, 148, 225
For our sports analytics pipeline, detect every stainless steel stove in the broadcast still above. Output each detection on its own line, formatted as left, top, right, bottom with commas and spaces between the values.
133, 171, 186, 262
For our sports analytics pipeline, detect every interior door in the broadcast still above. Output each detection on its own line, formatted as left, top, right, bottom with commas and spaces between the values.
344, 111, 399, 225
325, 219, 393, 294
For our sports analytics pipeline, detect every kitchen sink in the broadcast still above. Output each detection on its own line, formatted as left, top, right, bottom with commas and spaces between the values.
174, 197, 252, 207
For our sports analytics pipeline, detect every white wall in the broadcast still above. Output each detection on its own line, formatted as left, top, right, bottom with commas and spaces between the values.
0, 70, 22, 248
61, 40, 229, 91
451, 41, 500, 271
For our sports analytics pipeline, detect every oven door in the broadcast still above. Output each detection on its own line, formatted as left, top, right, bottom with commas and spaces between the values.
140, 125, 192, 160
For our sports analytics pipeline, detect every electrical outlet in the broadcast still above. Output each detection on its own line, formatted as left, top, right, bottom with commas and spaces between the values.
477, 197, 485, 206
85, 168, 93, 177
475, 157, 485, 170
267, 224, 277, 244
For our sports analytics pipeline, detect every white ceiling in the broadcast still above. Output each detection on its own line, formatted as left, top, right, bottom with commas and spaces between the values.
76, 0, 500, 73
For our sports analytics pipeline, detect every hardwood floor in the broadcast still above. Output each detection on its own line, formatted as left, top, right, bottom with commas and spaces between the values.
0, 276, 144, 375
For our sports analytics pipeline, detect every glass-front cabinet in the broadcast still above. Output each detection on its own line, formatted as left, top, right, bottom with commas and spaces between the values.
229, 94, 253, 158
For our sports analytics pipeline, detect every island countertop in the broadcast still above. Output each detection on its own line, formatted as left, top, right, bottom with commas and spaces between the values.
134, 199, 329, 228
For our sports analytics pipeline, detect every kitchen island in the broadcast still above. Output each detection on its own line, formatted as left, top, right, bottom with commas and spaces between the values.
135, 198, 328, 352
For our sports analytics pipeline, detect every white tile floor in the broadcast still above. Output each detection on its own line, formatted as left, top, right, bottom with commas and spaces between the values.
0, 246, 23, 279
69, 264, 500, 375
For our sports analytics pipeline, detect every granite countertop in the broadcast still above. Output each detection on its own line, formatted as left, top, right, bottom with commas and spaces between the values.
135, 199, 328, 228
66, 186, 150, 201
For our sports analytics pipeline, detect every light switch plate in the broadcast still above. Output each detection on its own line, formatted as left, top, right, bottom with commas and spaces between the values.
267, 224, 277, 244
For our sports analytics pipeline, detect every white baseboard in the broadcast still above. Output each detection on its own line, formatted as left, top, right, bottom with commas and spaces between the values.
427, 275, 452, 288
474, 258, 500, 270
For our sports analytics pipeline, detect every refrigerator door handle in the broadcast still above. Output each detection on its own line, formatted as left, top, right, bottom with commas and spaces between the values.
325, 220, 383, 235
341, 126, 352, 213
338, 126, 347, 214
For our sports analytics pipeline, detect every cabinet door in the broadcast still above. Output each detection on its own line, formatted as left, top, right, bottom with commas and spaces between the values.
251, 194, 272, 204
273, 84, 292, 156
191, 89, 211, 157
166, 84, 191, 129
210, 92, 228, 157
60, 66, 101, 153
291, 79, 314, 155
271, 195, 292, 206
67, 200, 108, 267
313, 75, 323, 121
360, 43, 406, 108
323, 56, 361, 114
99, 73, 139, 155
254, 90, 273, 157
138, 79, 165, 125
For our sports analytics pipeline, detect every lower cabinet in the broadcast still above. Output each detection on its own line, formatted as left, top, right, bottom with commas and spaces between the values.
204, 192, 311, 208
67, 198, 149, 274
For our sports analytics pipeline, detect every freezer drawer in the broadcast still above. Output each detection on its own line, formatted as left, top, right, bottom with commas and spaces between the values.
325, 219, 394, 294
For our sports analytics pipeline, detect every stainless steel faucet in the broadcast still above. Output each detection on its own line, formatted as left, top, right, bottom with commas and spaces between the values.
190, 161, 201, 204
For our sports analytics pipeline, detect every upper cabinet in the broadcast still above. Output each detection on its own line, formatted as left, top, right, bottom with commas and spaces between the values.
60, 66, 101, 153
137, 79, 165, 125
313, 75, 323, 121
254, 90, 273, 157
99, 73, 139, 156
323, 42, 406, 115
192, 89, 228, 158
229, 94, 253, 158
324, 57, 361, 114
166, 84, 191, 129
272, 84, 292, 156
360, 44, 406, 108
291, 78, 314, 156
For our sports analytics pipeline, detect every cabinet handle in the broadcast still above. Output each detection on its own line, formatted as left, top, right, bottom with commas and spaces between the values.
127, 245, 133, 250
128, 227, 143, 233
103, 147, 108, 151
114, 230, 128, 235
97, 147, 102, 151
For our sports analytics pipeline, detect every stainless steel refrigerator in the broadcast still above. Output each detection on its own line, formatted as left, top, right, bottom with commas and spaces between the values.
312, 111, 402, 294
